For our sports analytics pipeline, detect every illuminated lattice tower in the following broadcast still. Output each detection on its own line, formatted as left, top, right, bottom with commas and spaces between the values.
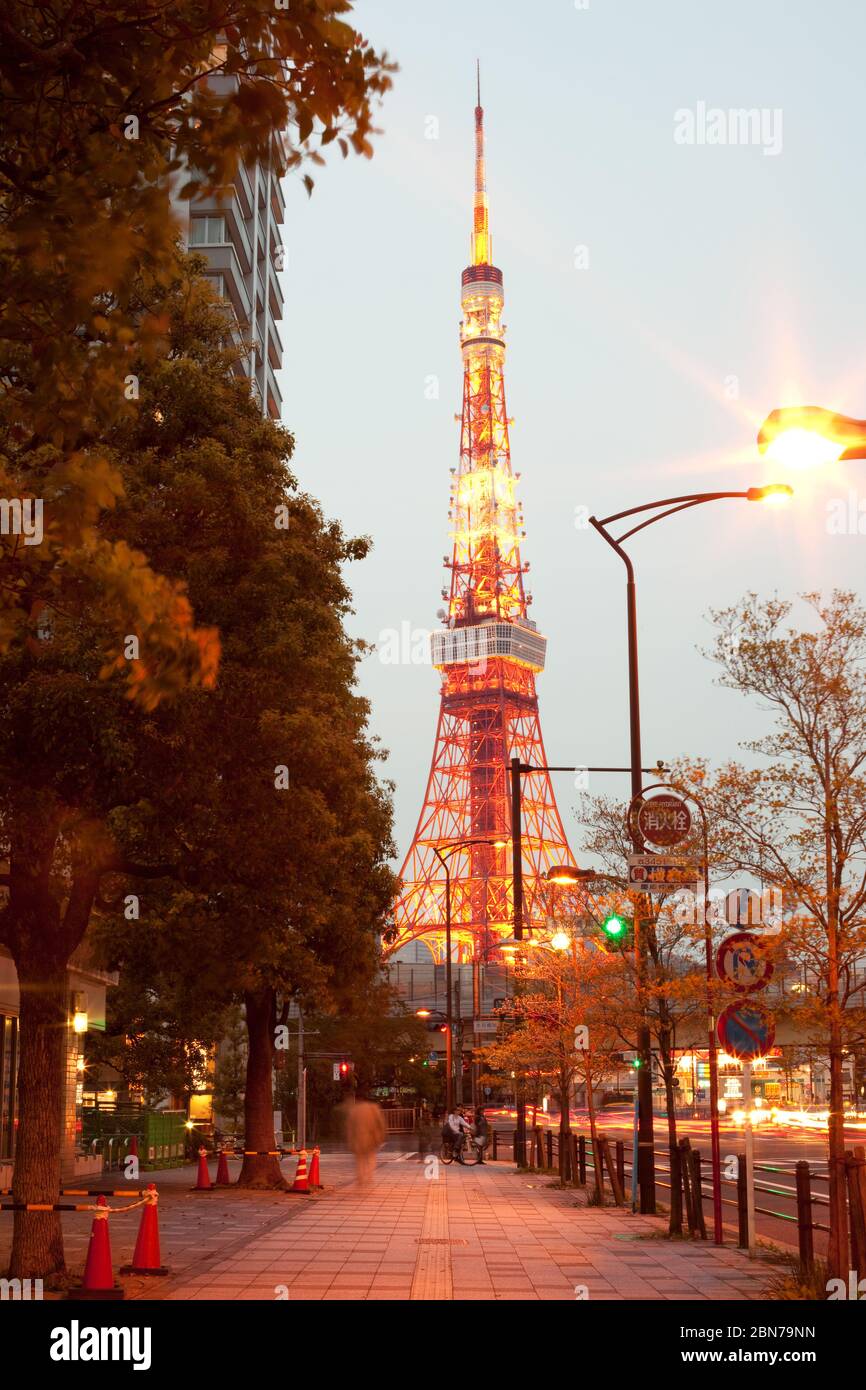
390, 81, 573, 972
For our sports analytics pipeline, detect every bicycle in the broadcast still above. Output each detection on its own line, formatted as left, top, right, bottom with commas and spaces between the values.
439, 1131, 481, 1165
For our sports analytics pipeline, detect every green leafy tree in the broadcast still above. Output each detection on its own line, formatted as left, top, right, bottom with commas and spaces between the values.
87, 947, 230, 1107
213, 1007, 248, 1135
2, 257, 394, 1277
0, 2, 394, 696
91, 258, 397, 1192
280, 984, 433, 1141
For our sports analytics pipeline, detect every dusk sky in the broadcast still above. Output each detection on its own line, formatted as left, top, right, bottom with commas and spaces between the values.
279, 0, 866, 860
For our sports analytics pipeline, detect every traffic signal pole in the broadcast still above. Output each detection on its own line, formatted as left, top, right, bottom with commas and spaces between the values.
510, 756, 527, 1166
430, 850, 455, 1112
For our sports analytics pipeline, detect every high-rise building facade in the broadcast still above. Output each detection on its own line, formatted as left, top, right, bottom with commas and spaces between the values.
171, 101, 287, 421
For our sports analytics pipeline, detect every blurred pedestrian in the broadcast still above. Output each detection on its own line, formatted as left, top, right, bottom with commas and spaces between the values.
416, 1105, 435, 1160
342, 1092, 386, 1188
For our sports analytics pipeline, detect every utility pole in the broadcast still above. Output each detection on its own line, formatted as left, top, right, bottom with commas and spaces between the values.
742, 1061, 756, 1256
297, 1008, 306, 1152
454, 979, 464, 1105
511, 754, 527, 1166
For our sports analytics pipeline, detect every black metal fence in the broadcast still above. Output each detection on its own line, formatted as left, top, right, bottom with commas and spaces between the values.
489, 1125, 866, 1276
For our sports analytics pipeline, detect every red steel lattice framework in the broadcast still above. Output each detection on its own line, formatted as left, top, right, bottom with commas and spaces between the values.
390, 82, 574, 965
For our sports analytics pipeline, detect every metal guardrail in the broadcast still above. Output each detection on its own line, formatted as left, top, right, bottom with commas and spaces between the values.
382, 1107, 418, 1134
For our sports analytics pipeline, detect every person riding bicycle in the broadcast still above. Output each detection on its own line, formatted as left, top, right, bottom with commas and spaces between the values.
445, 1106, 472, 1164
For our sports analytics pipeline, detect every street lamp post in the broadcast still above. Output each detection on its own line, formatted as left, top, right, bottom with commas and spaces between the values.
589, 484, 791, 1215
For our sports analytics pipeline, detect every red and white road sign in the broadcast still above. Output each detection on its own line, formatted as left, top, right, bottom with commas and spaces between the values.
637, 794, 692, 848
716, 931, 774, 993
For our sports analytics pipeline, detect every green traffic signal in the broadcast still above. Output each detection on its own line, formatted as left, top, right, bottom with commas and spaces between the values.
602, 913, 627, 939
600, 913, 633, 951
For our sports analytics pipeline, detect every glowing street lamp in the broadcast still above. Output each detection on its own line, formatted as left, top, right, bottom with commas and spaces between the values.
544, 864, 596, 886
758, 406, 866, 468
746, 483, 794, 504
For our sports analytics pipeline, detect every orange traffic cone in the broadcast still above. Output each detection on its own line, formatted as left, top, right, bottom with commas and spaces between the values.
120, 1185, 169, 1276
69, 1195, 124, 1299
290, 1149, 311, 1194
308, 1147, 321, 1188
215, 1148, 231, 1186
192, 1146, 213, 1191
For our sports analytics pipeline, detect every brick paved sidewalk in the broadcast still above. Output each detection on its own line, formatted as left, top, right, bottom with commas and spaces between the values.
0, 1150, 786, 1301
136, 1152, 784, 1302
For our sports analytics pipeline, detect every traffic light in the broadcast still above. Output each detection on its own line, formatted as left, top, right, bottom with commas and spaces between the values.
600, 913, 633, 951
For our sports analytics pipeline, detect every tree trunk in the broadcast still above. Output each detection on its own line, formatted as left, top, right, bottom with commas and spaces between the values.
558, 1060, 571, 1184
237, 987, 285, 1188
9, 943, 69, 1283
585, 1056, 603, 1201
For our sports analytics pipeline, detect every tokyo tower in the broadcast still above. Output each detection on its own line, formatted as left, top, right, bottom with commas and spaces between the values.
389, 75, 574, 971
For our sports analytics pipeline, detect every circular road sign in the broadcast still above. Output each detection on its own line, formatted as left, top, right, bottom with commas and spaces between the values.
717, 1002, 775, 1061
716, 931, 774, 993
637, 794, 692, 848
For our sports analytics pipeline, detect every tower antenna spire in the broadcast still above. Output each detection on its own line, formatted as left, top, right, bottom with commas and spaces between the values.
472, 63, 489, 265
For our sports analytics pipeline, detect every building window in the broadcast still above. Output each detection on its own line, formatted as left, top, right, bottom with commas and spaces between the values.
190, 216, 227, 246
205, 272, 227, 300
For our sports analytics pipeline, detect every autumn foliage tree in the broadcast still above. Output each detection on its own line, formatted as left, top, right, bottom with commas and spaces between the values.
481, 938, 622, 1184
699, 591, 866, 1281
